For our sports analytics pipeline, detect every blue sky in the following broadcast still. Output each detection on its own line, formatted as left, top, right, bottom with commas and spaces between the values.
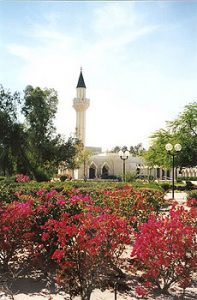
0, 1, 197, 151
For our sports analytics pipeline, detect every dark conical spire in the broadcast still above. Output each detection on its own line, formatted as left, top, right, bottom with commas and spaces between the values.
76, 68, 86, 88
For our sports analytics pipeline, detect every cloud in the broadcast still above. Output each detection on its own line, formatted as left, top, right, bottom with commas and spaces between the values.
93, 2, 138, 34
92, 2, 158, 52
7, 44, 34, 61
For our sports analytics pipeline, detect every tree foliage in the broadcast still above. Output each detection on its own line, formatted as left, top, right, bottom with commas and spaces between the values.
111, 143, 145, 156
0, 84, 80, 180
129, 143, 145, 157
144, 102, 197, 168
0, 85, 22, 175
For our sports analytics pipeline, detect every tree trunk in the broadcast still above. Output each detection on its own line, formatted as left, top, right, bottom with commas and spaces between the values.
81, 288, 92, 300
81, 293, 91, 300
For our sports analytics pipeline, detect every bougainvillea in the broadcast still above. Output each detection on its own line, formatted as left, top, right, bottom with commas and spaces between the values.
131, 205, 197, 294
15, 173, 30, 182
0, 201, 33, 271
101, 186, 165, 229
187, 197, 197, 207
44, 207, 133, 300
1, 183, 196, 299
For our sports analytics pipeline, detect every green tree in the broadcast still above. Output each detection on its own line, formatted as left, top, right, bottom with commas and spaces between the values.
110, 144, 145, 156
111, 146, 121, 153
22, 85, 58, 167
167, 102, 197, 167
0, 85, 21, 175
144, 102, 197, 168
0, 84, 82, 180
56, 137, 82, 171
22, 86, 83, 180
130, 143, 145, 157
76, 147, 92, 180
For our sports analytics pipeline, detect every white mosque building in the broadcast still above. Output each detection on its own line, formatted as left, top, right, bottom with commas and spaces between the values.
59, 70, 196, 180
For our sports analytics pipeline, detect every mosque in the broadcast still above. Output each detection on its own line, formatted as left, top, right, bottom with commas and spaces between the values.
58, 70, 196, 180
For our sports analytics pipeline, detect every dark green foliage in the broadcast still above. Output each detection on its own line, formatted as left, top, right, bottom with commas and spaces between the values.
111, 143, 145, 156
33, 169, 51, 182
0, 84, 80, 181
160, 183, 171, 192
0, 180, 163, 206
0, 85, 22, 175
60, 175, 67, 182
178, 176, 197, 181
185, 181, 195, 190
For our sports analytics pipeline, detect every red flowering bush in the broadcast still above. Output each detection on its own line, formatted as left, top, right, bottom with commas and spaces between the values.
43, 206, 132, 300
15, 173, 30, 182
135, 286, 148, 298
0, 201, 33, 271
187, 197, 197, 207
1, 183, 196, 299
25, 189, 99, 273
131, 205, 197, 294
102, 186, 164, 229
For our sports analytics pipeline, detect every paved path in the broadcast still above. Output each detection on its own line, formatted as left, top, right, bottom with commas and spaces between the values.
164, 192, 187, 204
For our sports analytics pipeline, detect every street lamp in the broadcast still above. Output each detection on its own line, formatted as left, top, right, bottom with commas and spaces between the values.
118, 150, 129, 182
165, 143, 182, 199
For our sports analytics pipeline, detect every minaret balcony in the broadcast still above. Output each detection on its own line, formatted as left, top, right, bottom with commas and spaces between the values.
73, 98, 90, 110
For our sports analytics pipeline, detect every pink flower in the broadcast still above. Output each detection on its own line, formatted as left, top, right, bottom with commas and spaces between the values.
15, 174, 30, 182
36, 189, 46, 196
135, 286, 148, 297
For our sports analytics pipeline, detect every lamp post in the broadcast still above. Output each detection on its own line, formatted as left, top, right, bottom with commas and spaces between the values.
165, 143, 182, 199
118, 150, 129, 182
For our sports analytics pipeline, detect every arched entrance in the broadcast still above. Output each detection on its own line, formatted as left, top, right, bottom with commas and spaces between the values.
156, 168, 160, 179
102, 165, 109, 177
89, 163, 97, 179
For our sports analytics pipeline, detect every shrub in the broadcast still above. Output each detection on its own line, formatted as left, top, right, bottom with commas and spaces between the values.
148, 175, 155, 181
178, 176, 197, 181
0, 201, 33, 271
160, 183, 171, 192
187, 190, 197, 207
60, 175, 67, 182
125, 172, 136, 182
102, 186, 165, 230
186, 181, 194, 190
0, 184, 19, 204
43, 207, 132, 300
0, 176, 16, 184
131, 206, 197, 294
187, 190, 197, 200
15, 173, 30, 183
34, 169, 51, 182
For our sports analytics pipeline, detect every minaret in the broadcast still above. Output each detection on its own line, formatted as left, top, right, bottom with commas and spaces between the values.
73, 68, 90, 146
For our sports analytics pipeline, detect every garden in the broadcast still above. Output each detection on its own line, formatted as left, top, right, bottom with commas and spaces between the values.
0, 175, 196, 300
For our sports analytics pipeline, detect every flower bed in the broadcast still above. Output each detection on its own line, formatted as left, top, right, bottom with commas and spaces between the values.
0, 183, 196, 299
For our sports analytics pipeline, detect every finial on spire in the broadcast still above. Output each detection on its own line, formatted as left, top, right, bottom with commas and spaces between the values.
80, 66, 82, 72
